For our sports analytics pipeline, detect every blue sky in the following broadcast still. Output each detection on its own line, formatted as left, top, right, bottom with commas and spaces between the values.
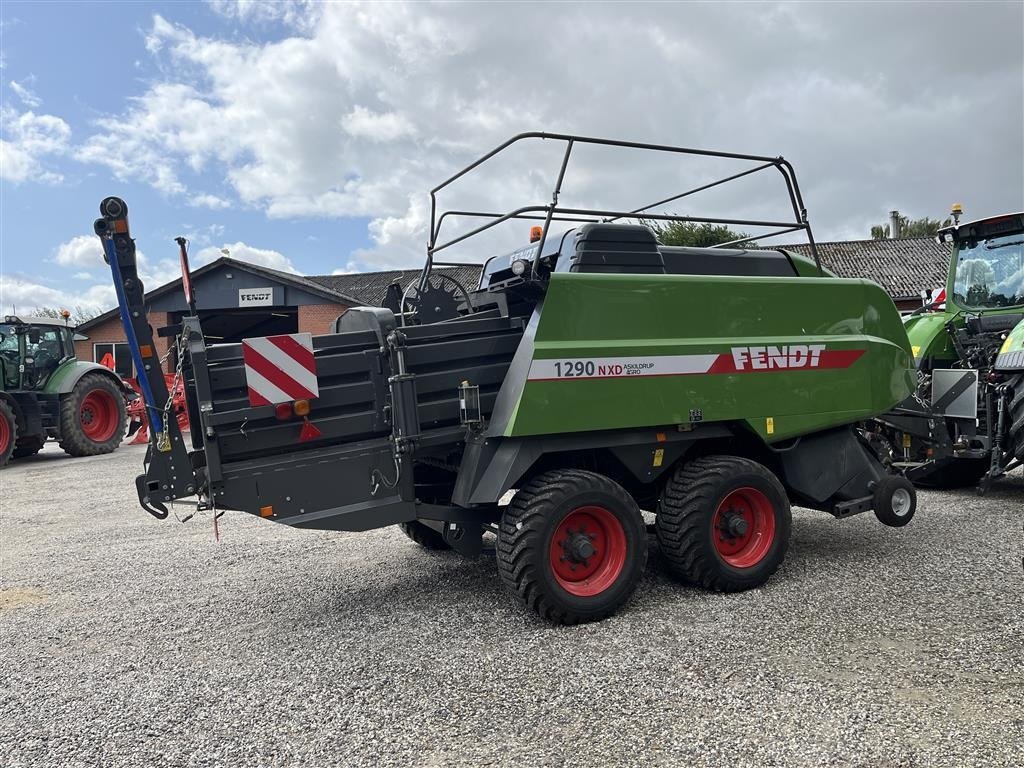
2, 1, 1022, 316
1, 1, 372, 316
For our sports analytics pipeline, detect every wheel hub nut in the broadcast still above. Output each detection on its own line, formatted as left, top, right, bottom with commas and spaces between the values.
721, 511, 748, 538
565, 532, 596, 562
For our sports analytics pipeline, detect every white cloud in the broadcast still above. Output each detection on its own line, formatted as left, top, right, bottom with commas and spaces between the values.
75, 2, 1022, 271
206, 0, 318, 30
0, 107, 71, 183
195, 241, 299, 274
0, 273, 116, 316
54, 235, 105, 268
9, 79, 41, 108
341, 106, 416, 142
52, 235, 174, 301
188, 193, 231, 209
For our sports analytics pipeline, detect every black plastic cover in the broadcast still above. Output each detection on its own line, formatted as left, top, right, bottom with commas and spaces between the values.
659, 247, 798, 277
568, 224, 665, 274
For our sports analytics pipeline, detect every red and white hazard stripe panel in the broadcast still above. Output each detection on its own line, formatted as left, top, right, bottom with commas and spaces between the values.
242, 333, 319, 406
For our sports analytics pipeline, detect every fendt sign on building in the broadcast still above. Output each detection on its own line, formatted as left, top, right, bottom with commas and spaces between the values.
238, 287, 276, 307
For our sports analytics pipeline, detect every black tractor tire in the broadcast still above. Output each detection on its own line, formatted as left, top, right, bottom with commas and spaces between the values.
656, 455, 791, 592
873, 475, 917, 527
915, 458, 990, 489
1009, 375, 1024, 463
12, 435, 46, 459
398, 521, 450, 551
0, 399, 17, 467
496, 469, 647, 625
57, 373, 126, 457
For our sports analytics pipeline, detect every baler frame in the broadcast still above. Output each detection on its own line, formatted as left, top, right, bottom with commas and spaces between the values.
422, 131, 822, 293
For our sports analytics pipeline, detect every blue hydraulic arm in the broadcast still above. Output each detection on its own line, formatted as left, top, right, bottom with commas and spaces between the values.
94, 197, 195, 518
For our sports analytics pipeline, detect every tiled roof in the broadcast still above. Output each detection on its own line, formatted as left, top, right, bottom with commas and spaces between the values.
307, 265, 483, 307
779, 236, 950, 299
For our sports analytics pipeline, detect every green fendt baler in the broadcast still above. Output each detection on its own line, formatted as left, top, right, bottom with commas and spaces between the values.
99, 133, 918, 625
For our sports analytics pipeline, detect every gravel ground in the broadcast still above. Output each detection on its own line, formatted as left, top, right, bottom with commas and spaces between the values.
1, 442, 1022, 767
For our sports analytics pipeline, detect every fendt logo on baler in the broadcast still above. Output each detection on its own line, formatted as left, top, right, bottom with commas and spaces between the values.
527, 345, 866, 382
729, 345, 827, 371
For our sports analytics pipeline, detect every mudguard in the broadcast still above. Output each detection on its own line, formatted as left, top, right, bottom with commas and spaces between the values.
43, 360, 126, 395
903, 313, 956, 368
995, 318, 1024, 371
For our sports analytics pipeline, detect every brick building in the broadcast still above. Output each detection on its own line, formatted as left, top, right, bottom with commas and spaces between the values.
777, 235, 950, 311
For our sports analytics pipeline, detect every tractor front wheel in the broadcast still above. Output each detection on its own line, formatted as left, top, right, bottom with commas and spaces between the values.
0, 399, 17, 467
656, 455, 791, 592
497, 469, 647, 625
58, 373, 126, 457
1009, 375, 1024, 463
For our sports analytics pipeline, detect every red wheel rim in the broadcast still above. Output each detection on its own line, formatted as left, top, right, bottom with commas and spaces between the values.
0, 411, 10, 455
549, 505, 627, 597
712, 487, 776, 568
79, 389, 119, 442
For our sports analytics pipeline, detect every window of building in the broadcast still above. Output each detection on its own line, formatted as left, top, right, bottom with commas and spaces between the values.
94, 342, 133, 378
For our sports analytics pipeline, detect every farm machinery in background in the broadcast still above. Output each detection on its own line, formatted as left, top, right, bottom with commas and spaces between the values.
871, 207, 1024, 491
122, 373, 188, 445
0, 314, 128, 467
96, 133, 923, 625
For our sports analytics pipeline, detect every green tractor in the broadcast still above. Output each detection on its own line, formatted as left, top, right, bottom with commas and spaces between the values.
0, 314, 128, 467
874, 209, 1024, 489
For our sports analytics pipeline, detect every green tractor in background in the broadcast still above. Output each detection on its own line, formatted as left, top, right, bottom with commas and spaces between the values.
0, 314, 128, 467
875, 209, 1024, 490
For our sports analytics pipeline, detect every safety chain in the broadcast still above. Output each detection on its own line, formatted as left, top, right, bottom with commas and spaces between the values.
155, 327, 189, 452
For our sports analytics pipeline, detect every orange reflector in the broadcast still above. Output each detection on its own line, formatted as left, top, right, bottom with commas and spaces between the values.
260, 505, 273, 517
529, 226, 543, 243
656, 432, 667, 443
113, 220, 128, 233
139, 344, 153, 357
293, 399, 310, 417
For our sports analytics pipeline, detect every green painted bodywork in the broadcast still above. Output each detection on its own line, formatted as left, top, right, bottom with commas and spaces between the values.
503, 273, 914, 442
42, 359, 116, 394
904, 313, 957, 366
996, 318, 1024, 370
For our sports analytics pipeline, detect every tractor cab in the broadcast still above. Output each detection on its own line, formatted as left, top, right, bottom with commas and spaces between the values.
0, 315, 77, 390
939, 212, 1024, 312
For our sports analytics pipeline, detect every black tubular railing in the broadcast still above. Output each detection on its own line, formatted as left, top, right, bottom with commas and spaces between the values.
422, 132, 821, 288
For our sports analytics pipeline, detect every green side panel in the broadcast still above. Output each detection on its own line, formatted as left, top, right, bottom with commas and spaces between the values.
903, 313, 957, 366
506, 273, 914, 442
41, 360, 113, 394
41, 360, 81, 394
996, 318, 1024, 371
